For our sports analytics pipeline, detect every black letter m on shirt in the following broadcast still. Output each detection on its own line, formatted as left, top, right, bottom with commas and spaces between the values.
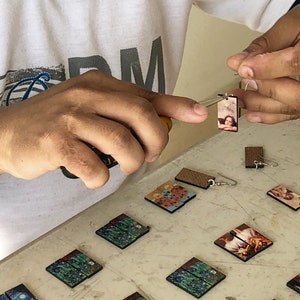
121, 37, 165, 93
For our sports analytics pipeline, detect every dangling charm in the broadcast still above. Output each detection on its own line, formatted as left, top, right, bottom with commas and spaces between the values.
217, 93, 238, 132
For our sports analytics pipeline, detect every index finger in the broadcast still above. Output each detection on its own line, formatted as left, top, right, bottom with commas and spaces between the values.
235, 46, 300, 79
72, 70, 208, 123
227, 6, 300, 79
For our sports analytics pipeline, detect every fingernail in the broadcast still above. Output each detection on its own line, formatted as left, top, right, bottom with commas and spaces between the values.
249, 116, 261, 123
243, 79, 258, 91
239, 66, 254, 78
227, 52, 249, 69
148, 154, 159, 162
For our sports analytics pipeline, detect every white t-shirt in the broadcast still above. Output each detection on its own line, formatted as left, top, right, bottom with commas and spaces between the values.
0, 1, 293, 259
195, 0, 294, 32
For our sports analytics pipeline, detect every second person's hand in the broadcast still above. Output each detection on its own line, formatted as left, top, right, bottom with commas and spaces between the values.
227, 5, 300, 124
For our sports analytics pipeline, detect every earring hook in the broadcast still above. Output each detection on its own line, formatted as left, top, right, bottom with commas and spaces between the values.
254, 155, 279, 169
208, 173, 237, 187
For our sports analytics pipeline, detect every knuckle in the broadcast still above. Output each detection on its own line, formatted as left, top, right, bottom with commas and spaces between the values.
136, 86, 158, 100
253, 102, 265, 113
72, 159, 91, 175
47, 108, 82, 134
65, 84, 91, 100
271, 112, 300, 124
281, 105, 299, 115
291, 114, 300, 120
44, 132, 74, 161
80, 69, 102, 81
131, 100, 155, 120
109, 126, 133, 149
66, 72, 105, 98
286, 112, 300, 120
247, 35, 271, 52
63, 111, 84, 132
280, 107, 294, 115
291, 56, 300, 69
267, 90, 277, 101
289, 51, 300, 72
80, 70, 114, 87
41, 130, 62, 147
258, 84, 279, 102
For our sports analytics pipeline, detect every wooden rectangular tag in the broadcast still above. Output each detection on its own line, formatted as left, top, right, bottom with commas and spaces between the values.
175, 168, 215, 189
245, 146, 264, 168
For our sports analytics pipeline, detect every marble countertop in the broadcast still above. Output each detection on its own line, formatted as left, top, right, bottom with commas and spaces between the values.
1, 117, 299, 300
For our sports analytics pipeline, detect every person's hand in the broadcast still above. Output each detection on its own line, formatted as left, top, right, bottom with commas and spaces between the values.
0, 70, 208, 188
227, 5, 300, 124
